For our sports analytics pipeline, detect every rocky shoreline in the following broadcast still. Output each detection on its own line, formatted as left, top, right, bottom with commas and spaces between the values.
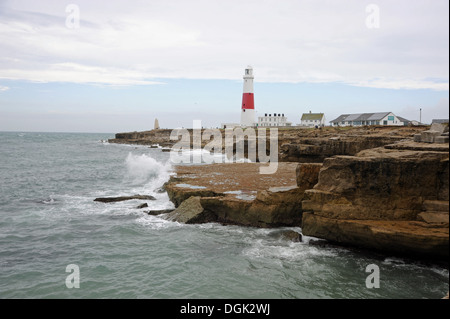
109, 125, 449, 261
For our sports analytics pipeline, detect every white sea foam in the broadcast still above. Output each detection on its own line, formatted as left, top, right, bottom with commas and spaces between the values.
242, 241, 338, 262
41, 197, 56, 205
135, 214, 183, 230
241, 228, 338, 262
124, 152, 172, 188
430, 267, 450, 278
382, 257, 407, 265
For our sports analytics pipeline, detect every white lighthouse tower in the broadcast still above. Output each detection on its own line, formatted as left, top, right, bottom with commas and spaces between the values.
240, 66, 255, 127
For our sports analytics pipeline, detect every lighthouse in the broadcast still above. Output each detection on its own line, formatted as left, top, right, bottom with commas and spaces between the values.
240, 66, 255, 127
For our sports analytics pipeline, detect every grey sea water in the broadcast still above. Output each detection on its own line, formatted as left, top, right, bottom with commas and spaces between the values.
0, 131, 448, 299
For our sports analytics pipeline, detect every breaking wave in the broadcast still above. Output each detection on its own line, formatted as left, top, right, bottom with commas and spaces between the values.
124, 153, 172, 189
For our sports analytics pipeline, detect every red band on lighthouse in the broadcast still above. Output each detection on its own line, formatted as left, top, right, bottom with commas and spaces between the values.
241, 93, 254, 110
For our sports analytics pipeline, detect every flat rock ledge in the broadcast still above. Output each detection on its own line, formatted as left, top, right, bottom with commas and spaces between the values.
163, 162, 311, 228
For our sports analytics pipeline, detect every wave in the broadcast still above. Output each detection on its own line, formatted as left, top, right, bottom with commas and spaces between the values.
124, 153, 172, 190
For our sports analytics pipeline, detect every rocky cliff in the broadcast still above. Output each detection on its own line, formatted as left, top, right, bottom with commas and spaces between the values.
301, 142, 449, 260
112, 125, 448, 260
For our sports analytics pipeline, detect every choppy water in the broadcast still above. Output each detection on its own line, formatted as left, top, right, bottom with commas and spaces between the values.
0, 132, 448, 299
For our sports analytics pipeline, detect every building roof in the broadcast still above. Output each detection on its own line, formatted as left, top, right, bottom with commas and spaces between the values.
432, 119, 449, 124
331, 114, 349, 123
330, 112, 391, 123
301, 113, 324, 121
397, 116, 410, 123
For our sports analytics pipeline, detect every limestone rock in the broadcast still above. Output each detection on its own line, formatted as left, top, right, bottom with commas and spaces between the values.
279, 135, 405, 162
145, 209, 174, 216
201, 187, 304, 228
165, 196, 216, 224
302, 213, 449, 259
94, 194, 156, 203
301, 146, 449, 260
435, 136, 449, 144
296, 163, 322, 191
165, 182, 220, 208
162, 162, 303, 227
280, 230, 302, 242
413, 123, 448, 143
421, 130, 442, 143
163, 183, 304, 228
417, 212, 449, 225
430, 123, 446, 134
308, 150, 449, 220
422, 200, 449, 212
267, 229, 302, 242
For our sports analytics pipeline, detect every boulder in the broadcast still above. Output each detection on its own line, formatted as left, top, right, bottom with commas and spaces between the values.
421, 131, 442, 143
280, 230, 302, 242
165, 196, 216, 224
145, 209, 175, 216
413, 123, 448, 143
165, 182, 221, 207
430, 123, 446, 134
267, 229, 302, 242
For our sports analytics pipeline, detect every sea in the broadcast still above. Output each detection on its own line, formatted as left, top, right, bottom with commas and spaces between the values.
0, 131, 448, 299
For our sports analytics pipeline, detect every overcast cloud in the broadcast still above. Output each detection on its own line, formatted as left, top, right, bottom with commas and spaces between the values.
0, 0, 448, 90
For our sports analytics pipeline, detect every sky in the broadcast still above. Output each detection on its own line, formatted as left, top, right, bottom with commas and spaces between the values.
0, 0, 448, 133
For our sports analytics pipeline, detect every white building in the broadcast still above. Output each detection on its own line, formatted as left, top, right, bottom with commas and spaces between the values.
299, 112, 326, 127
258, 113, 292, 127
330, 112, 405, 127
